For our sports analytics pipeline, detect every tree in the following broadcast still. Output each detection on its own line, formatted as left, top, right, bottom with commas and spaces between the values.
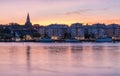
31, 32, 41, 38
63, 33, 71, 39
43, 33, 50, 39
0, 27, 12, 40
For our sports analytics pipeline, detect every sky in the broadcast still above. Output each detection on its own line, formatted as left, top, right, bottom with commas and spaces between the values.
0, 0, 120, 25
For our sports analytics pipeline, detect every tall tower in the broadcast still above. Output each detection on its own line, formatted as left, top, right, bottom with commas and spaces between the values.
25, 13, 32, 27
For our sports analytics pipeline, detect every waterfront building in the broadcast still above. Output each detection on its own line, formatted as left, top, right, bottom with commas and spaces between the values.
92, 23, 106, 38
70, 23, 84, 40
46, 24, 69, 40
33, 25, 46, 38
106, 24, 120, 40
84, 24, 93, 39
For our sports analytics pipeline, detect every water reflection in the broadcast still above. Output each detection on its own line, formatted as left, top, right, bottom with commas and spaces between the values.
26, 46, 31, 71
71, 46, 83, 51
43, 46, 69, 54
92, 46, 104, 51
0, 43, 120, 76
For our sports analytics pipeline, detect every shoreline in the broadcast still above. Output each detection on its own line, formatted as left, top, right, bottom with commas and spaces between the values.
0, 40, 120, 42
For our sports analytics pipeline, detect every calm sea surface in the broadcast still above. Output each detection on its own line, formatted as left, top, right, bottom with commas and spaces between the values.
0, 42, 120, 76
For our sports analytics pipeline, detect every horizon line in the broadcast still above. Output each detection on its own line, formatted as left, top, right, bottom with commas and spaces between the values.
0, 22, 120, 26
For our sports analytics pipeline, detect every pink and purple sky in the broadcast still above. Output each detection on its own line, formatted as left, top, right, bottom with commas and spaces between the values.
0, 0, 120, 25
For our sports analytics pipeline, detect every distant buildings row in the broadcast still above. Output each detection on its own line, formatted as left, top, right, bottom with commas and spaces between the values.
34, 23, 120, 40
0, 13, 120, 41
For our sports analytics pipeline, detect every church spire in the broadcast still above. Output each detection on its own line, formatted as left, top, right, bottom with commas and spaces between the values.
27, 13, 30, 22
25, 13, 32, 27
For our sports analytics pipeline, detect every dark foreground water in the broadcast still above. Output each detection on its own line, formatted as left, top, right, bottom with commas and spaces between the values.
0, 42, 120, 76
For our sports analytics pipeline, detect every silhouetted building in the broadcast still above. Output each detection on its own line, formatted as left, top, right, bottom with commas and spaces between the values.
46, 24, 69, 40
70, 23, 84, 40
25, 13, 32, 27
92, 23, 106, 38
106, 24, 120, 38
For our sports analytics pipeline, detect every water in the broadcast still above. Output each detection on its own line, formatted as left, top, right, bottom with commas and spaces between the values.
0, 42, 120, 76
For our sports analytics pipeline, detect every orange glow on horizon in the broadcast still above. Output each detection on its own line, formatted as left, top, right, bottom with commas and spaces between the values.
1, 16, 120, 26
1, 20, 120, 26
33, 19, 120, 26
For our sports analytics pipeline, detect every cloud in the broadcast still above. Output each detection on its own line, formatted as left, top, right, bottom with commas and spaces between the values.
63, 9, 91, 15
61, 8, 110, 15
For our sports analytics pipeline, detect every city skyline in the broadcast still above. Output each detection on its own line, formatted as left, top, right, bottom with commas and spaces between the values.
0, 0, 120, 25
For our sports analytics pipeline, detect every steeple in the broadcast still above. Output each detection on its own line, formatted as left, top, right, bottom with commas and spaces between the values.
27, 13, 30, 22
25, 13, 32, 27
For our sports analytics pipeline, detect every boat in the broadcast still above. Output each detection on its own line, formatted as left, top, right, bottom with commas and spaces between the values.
65, 39, 80, 42
95, 37, 112, 42
39, 38, 54, 42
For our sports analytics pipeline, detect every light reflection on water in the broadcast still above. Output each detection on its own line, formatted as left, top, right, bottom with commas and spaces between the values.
0, 43, 120, 76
